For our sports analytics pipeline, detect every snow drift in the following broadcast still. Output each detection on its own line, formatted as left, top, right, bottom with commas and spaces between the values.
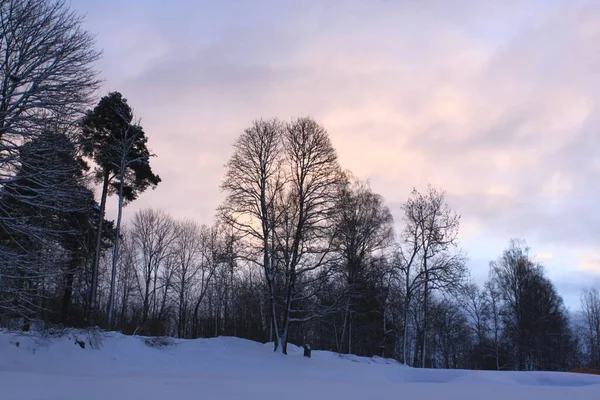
1, 329, 599, 400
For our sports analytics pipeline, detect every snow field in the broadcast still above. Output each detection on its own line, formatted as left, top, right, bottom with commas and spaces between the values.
1, 329, 599, 400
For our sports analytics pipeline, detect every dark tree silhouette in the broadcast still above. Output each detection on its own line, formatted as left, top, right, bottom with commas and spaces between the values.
81, 92, 160, 324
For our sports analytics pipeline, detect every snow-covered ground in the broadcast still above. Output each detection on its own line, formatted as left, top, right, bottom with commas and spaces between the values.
1, 329, 599, 400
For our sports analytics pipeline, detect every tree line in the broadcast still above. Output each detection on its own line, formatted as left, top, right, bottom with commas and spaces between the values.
0, 0, 598, 372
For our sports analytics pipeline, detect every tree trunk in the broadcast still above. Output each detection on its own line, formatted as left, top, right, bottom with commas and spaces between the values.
142, 260, 153, 325
280, 269, 295, 355
231, 266, 237, 336
178, 279, 186, 338
89, 170, 110, 323
269, 282, 280, 352
215, 286, 220, 337
61, 270, 75, 323
421, 276, 428, 368
339, 297, 351, 353
402, 294, 410, 365
106, 173, 125, 328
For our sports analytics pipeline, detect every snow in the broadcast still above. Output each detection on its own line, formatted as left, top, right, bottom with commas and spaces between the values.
1, 329, 599, 399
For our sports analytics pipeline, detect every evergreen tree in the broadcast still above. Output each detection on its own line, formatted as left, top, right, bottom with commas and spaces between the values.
0, 129, 107, 326
81, 92, 160, 325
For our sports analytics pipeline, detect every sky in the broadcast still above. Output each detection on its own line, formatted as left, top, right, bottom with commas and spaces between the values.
70, 0, 600, 308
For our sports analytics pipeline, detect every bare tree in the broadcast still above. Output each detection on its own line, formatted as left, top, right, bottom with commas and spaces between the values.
114, 228, 138, 327
130, 208, 176, 331
396, 224, 422, 365
190, 224, 219, 336
172, 220, 204, 337
220, 119, 284, 349
491, 239, 573, 371
460, 281, 492, 369
580, 288, 600, 368
272, 117, 343, 354
220, 117, 342, 354
400, 186, 466, 367
332, 175, 394, 353
0, 0, 99, 145
461, 282, 490, 350
484, 274, 503, 370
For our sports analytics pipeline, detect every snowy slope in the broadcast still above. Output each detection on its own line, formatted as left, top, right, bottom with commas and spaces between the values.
1, 329, 599, 400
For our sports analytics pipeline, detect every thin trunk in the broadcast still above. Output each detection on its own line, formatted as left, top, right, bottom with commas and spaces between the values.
402, 295, 410, 365
269, 279, 280, 352
152, 269, 158, 322
215, 286, 220, 337
349, 318, 352, 355
142, 269, 152, 325
231, 266, 237, 336
106, 172, 125, 328
421, 275, 428, 368
280, 269, 294, 355
339, 297, 351, 353
178, 278, 186, 338
89, 170, 110, 322
120, 282, 129, 326
61, 270, 76, 323
158, 273, 170, 333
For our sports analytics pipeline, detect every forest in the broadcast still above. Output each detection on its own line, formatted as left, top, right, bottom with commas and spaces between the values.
1, 0, 599, 373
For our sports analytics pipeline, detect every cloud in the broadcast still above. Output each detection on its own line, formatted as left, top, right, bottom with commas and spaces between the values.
70, 0, 600, 305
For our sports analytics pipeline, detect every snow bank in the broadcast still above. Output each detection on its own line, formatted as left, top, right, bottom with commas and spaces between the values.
1, 329, 599, 399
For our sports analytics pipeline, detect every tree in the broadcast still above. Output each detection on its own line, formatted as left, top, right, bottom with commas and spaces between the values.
491, 239, 574, 371
0, 129, 98, 325
221, 117, 343, 354
81, 92, 160, 325
484, 276, 503, 370
273, 117, 343, 354
0, 0, 99, 146
429, 296, 472, 369
130, 208, 176, 332
0, 0, 100, 325
460, 282, 490, 368
580, 288, 600, 368
332, 176, 394, 354
220, 118, 284, 348
395, 230, 422, 365
400, 186, 466, 367
172, 220, 205, 338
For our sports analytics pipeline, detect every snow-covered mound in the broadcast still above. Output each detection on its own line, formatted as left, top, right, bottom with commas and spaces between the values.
1, 329, 599, 400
